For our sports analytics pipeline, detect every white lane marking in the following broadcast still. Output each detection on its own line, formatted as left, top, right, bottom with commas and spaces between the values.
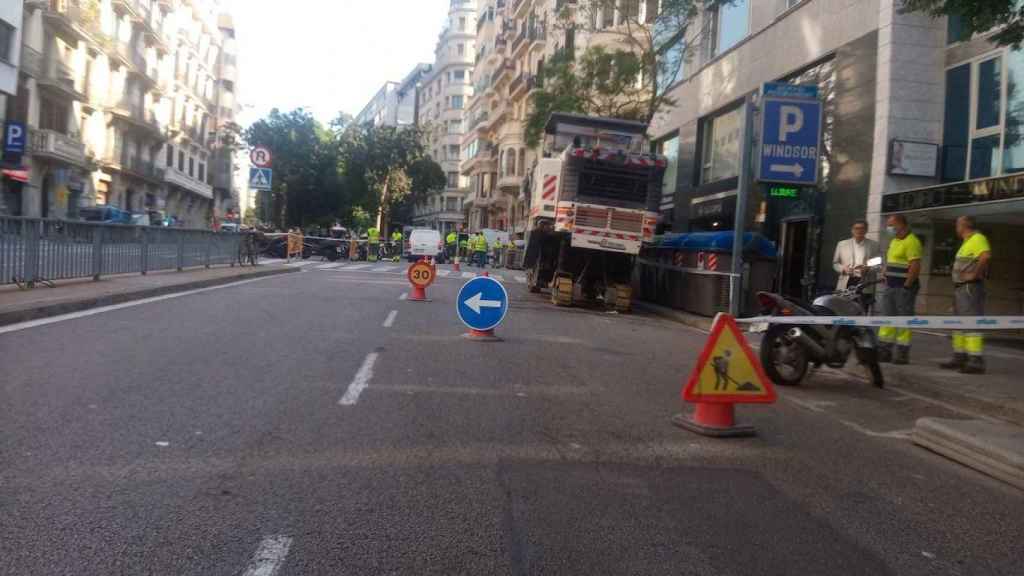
383, 310, 398, 328
436, 270, 451, 277
286, 261, 311, 267
317, 263, 343, 270
490, 274, 504, 281
785, 396, 837, 413
155, 441, 170, 447
887, 385, 1001, 423
373, 266, 393, 272
837, 419, 913, 439
515, 275, 527, 283
461, 272, 476, 279
0, 275, 285, 335
339, 352, 379, 406
399, 292, 408, 301
344, 264, 372, 270
242, 535, 293, 576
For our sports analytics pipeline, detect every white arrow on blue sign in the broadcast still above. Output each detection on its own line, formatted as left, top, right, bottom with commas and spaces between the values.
758, 85, 822, 186
457, 276, 509, 332
249, 167, 273, 190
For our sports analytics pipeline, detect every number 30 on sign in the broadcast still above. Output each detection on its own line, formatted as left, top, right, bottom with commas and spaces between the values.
408, 261, 435, 287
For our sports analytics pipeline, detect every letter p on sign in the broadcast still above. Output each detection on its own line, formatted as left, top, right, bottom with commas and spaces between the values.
778, 106, 804, 143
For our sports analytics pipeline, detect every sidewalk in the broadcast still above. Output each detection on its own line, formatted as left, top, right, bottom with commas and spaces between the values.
0, 263, 297, 327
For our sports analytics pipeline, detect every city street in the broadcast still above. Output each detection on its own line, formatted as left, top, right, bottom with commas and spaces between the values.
0, 261, 1020, 575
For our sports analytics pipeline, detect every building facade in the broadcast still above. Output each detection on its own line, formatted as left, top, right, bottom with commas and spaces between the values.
412, 0, 476, 235
0, 1, 24, 98
355, 64, 432, 129
0, 0, 240, 228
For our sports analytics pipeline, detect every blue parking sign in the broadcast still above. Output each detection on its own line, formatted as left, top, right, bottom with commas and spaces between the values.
758, 92, 822, 185
4, 122, 27, 155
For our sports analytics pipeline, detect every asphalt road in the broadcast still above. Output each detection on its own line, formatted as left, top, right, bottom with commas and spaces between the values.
1, 260, 1021, 575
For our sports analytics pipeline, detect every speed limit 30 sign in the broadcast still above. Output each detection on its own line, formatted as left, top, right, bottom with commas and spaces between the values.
407, 260, 435, 302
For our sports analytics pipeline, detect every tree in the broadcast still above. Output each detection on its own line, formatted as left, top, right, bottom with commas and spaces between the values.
900, 0, 1024, 47
526, 0, 712, 145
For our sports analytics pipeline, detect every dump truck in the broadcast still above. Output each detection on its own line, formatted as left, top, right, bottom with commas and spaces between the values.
522, 113, 666, 311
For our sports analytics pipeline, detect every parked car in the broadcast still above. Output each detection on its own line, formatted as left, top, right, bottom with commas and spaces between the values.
407, 228, 444, 262
79, 206, 132, 224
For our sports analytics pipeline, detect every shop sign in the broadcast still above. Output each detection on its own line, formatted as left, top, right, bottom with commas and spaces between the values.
883, 172, 1024, 213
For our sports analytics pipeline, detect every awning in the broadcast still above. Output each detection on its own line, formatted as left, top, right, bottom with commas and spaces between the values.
2, 169, 30, 183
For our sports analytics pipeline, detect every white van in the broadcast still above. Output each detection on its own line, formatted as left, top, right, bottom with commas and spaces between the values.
407, 228, 444, 262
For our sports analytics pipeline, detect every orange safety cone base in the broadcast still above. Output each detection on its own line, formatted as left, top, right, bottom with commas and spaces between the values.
408, 285, 431, 302
671, 403, 756, 438
463, 329, 502, 342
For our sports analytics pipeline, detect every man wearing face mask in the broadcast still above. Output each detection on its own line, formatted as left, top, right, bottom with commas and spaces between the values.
879, 214, 923, 364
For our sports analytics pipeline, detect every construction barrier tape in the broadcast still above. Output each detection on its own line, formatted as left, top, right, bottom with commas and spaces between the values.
736, 315, 1024, 330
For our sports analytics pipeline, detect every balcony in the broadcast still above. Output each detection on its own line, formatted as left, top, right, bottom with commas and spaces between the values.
510, 72, 539, 100
121, 154, 166, 184
555, 0, 577, 11
512, 0, 531, 18
37, 58, 86, 102
512, 21, 546, 57
492, 61, 515, 87
30, 128, 89, 167
108, 100, 165, 138
20, 46, 43, 78
164, 167, 214, 199
498, 173, 523, 191
43, 0, 90, 41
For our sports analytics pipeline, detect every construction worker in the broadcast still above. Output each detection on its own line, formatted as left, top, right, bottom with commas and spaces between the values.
391, 229, 403, 262
879, 214, 923, 365
367, 226, 380, 262
446, 230, 457, 261
941, 215, 992, 374
474, 233, 489, 268
459, 233, 470, 260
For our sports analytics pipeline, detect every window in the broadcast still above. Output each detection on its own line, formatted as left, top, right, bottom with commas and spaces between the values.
451, 95, 464, 109
620, 0, 640, 21
459, 17, 466, 31
39, 98, 69, 134
785, 0, 806, 9
448, 120, 461, 134
454, 70, 465, 82
457, 43, 465, 56
178, 150, 185, 171
447, 172, 459, 188
699, 105, 742, 184
166, 145, 174, 167
645, 0, 659, 23
188, 156, 195, 177
712, 0, 749, 57
1003, 51, 1024, 173
448, 145, 460, 160
655, 134, 680, 206
198, 163, 206, 182
0, 19, 14, 62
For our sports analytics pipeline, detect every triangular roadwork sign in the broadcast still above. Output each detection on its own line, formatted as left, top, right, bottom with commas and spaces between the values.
682, 314, 776, 404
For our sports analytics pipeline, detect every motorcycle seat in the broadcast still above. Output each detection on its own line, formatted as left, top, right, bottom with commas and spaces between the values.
811, 305, 835, 316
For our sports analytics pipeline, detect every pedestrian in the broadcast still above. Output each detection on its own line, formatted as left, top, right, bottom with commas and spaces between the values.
879, 214, 923, 365
941, 215, 992, 374
474, 233, 488, 268
832, 220, 880, 291
446, 230, 457, 261
367, 226, 380, 262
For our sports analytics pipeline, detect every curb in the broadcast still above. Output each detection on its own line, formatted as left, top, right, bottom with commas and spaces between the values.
632, 300, 714, 332
913, 417, 1024, 490
0, 266, 299, 328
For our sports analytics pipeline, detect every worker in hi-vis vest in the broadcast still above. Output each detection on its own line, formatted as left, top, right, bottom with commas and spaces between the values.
446, 231, 457, 261
367, 227, 380, 262
879, 214, 923, 365
941, 215, 992, 374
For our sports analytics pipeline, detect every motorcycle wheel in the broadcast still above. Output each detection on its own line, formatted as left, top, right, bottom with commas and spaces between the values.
856, 347, 885, 388
759, 325, 809, 386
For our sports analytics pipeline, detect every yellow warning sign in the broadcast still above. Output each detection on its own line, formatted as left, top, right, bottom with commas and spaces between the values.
682, 314, 776, 404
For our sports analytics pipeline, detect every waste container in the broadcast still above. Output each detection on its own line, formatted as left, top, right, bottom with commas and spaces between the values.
679, 232, 777, 317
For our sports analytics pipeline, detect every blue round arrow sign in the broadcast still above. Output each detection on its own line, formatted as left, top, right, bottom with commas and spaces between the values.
457, 276, 509, 332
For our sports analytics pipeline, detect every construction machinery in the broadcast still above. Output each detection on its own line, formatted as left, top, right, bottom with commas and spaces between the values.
522, 113, 666, 311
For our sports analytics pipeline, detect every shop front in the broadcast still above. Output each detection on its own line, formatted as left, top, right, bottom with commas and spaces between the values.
882, 175, 1024, 315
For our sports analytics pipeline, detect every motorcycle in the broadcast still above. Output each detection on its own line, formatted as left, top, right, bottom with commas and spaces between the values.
751, 257, 885, 388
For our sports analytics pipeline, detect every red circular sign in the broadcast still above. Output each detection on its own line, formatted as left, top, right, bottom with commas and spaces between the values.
408, 261, 435, 288
250, 146, 272, 168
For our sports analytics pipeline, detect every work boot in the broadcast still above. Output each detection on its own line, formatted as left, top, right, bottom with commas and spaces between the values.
940, 353, 968, 370
878, 345, 893, 363
893, 346, 910, 365
960, 356, 986, 375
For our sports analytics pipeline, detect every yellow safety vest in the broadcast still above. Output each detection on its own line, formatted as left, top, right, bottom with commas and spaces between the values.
886, 233, 922, 281
367, 228, 380, 242
953, 232, 991, 284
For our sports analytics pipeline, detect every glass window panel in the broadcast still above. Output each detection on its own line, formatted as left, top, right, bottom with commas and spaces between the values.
710, 107, 741, 182
658, 135, 679, 197
977, 56, 1002, 130
943, 64, 971, 182
716, 0, 749, 56
970, 135, 1000, 179
1004, 50, 1024, 173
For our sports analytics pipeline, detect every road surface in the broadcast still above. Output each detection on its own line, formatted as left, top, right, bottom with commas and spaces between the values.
1, 260, 1020, 575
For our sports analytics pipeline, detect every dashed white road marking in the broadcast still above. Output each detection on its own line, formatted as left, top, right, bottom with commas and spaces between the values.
339, 352, 379, 406
316, 263, 343, 270
373, 266, 394, 272
461, 272, 476, 279
0, 274, 286, 335
399, 292, 408, 301
242, 535, 293, 576
344, 264, 372, 270
436, 270, 451, 277
383, 310, 398, 328
514, 275, 527, 283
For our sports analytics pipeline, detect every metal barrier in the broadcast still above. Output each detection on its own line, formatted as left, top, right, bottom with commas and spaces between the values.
0, 215, 244, 287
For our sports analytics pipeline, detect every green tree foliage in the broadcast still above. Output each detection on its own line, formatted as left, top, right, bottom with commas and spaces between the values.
526, 0, 707, 146
901, 0, 1024, 47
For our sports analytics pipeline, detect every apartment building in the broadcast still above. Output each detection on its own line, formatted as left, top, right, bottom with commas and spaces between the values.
647, 0, 1022, 315
0, 1, 23, 97
412, 0, 476, 235
0, 0, 239, 228
355, 64, 432, 129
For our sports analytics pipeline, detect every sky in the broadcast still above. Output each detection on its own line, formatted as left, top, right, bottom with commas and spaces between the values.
230, 0, 450, 127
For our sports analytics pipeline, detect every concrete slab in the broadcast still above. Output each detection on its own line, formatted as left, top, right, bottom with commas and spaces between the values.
913, 417, 1024, 490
